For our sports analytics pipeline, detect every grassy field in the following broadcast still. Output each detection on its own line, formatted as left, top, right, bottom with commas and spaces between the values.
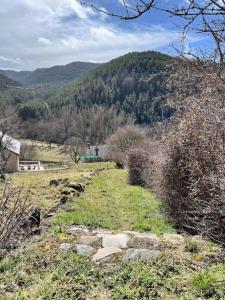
11, 162, 113, 212
1, 152, 225, 299
21, 139, 67, 162
56, 169, 173, 233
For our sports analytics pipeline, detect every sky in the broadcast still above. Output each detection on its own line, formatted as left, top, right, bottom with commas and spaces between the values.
0, 0, 205, 70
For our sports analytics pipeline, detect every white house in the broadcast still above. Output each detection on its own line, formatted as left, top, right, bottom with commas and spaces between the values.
0, 132, 21, 172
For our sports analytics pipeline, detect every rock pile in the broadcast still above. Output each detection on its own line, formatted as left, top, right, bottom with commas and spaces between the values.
58, 226, 200, 266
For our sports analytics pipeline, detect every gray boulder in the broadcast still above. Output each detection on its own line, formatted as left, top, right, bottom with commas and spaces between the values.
102, 234, 129, 249
78, 235, 102, 248
123, 249, 161, 262
67, 226, 90, 235
59, 243, 73, 252
128, 233, 160, 250
76, 244, 95, 256
92, 247, 123, 263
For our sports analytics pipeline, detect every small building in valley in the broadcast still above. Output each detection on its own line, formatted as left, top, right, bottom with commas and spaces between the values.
87, 145, 108, 159
0, 132, 21, 172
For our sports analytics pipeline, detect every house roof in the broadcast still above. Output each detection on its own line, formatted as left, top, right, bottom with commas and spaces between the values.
0, 132, 21, 155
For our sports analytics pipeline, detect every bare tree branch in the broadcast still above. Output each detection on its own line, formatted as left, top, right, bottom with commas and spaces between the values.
82, 1, 225, 70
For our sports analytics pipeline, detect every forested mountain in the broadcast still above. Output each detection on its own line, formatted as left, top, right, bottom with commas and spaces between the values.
17, 51, 176, 125
0, 74, 35, 117
2, 51, 178, 143
0, 62, 100, 86
43, 51, 175, 125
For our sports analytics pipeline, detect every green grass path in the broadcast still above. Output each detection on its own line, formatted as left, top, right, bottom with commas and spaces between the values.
56, 169, 173, 234
1, 166, 224, 299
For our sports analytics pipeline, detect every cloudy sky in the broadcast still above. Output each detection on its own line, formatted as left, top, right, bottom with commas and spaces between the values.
0, 0, 204, 70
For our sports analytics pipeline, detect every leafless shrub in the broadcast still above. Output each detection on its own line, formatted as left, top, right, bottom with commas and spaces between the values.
106, 125, 147, 168
161, 78, 225, 244
128, 142, 161, 188
0, 184, 31, 251
128, 148, 148, 186
64, 137, 86, 164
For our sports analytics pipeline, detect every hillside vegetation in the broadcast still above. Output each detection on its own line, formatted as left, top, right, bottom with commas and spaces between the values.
0, 74, 22, 87
0, 74, 36, 117
0, 61, 100, 116
48, 51, 175, 125
18, 51, 175, 126
0, 51, 178, 143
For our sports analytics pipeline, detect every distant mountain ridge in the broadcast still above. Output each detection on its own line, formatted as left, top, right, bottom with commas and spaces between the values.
0, 73, 22, 87
0, 61, 100, 86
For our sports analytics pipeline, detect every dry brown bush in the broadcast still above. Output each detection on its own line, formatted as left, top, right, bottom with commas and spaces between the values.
106, 125, 147, 168
127, 142, 161, 189
128, 147, 149, 186
0, 184, 31, 251
161, 79, 225, 244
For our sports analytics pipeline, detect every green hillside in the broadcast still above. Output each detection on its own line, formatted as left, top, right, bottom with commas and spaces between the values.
40, 51, 175, 125
0, 61, 100, 86
0, 74, 35, 116
2, 51, 177, 142
0, 73, 22, 87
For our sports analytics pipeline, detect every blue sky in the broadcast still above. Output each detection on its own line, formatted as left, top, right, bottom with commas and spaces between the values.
0, 0, 205, 70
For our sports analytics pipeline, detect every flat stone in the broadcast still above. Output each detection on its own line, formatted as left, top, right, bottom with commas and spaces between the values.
102, 234, 129, 249
67, 226, 90, 235
94, 229, 113, 236
59, 243, 73, 252
128, 233, 160, 250
92, 247, 123, 263
78, 235, 102, 248
161, 234, 185, 247
76, 244, 95, 256
123, 249, 161, 262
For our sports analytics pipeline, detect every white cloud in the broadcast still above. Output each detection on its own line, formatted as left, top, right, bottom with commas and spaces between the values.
38, 37, 52, 45
0, 0, 181, 70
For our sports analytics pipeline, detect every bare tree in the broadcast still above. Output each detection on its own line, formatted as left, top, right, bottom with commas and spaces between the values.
64, 137, 85, 164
